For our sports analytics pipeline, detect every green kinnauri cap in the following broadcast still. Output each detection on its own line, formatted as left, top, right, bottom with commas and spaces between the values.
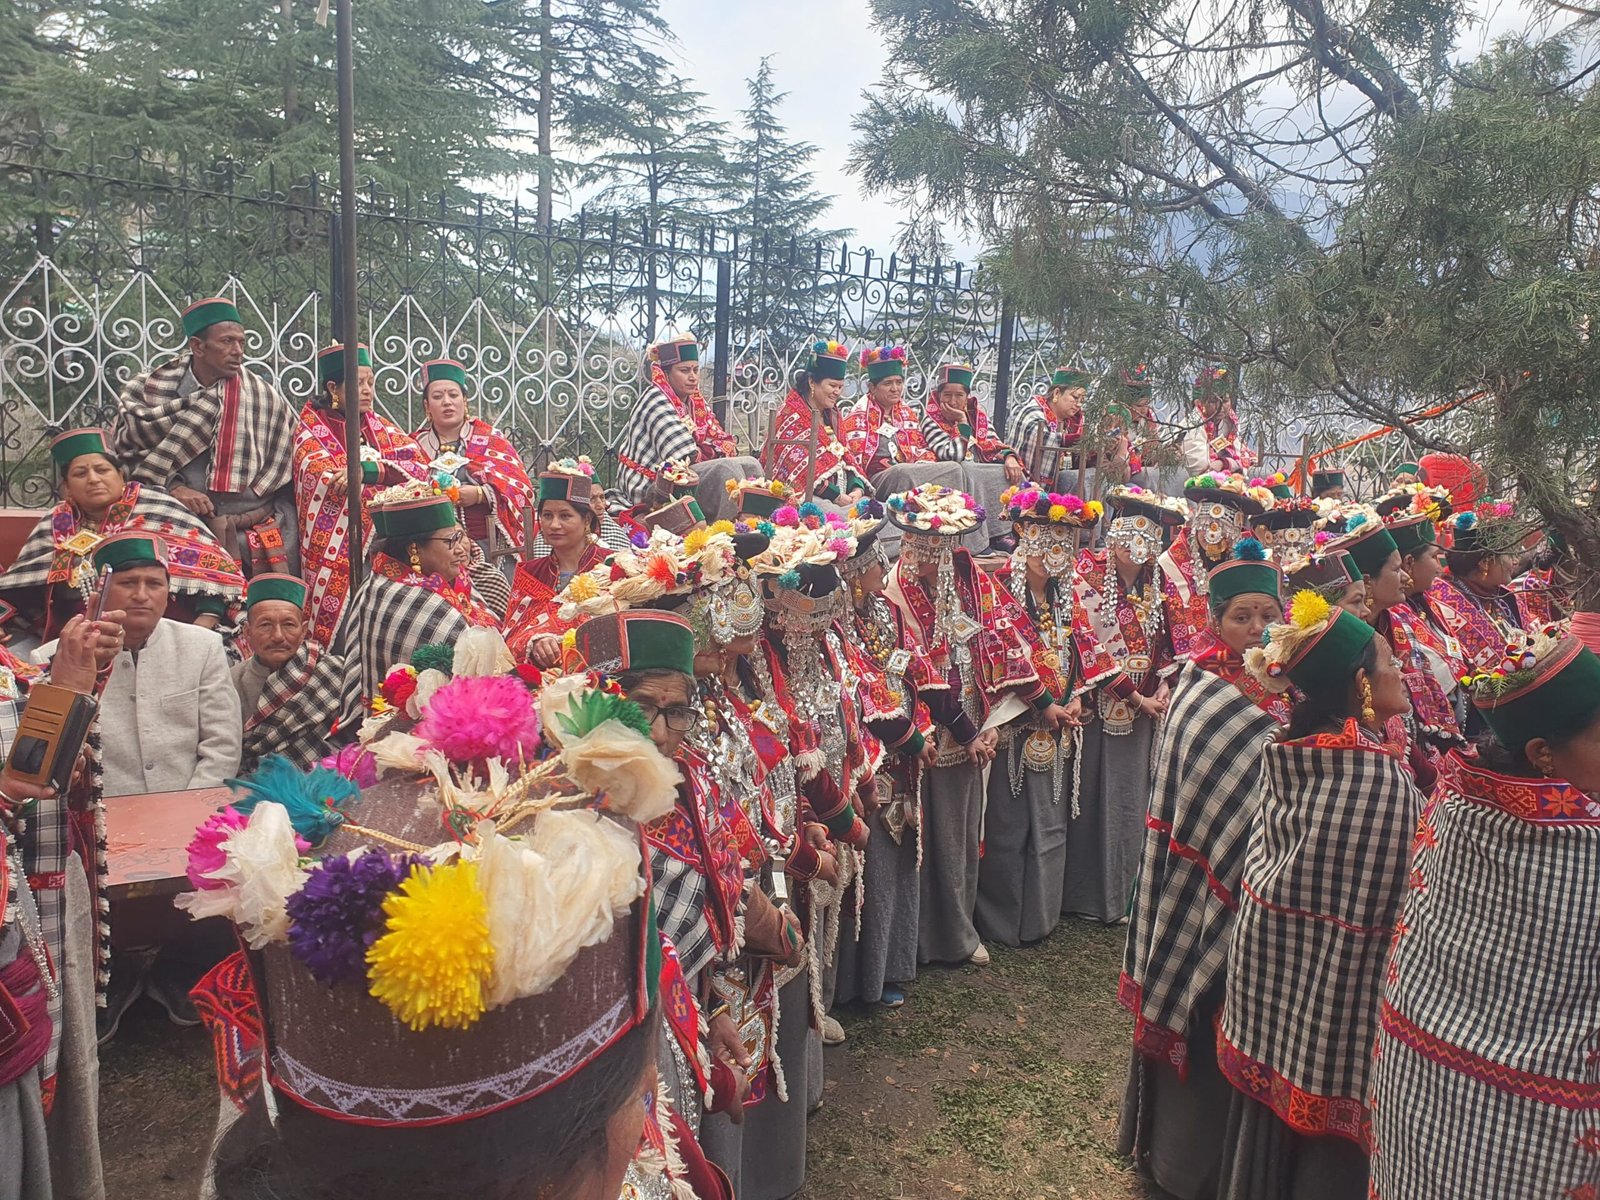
181, 297, 242, 340
51, 427, 110, 472
1287, 607, 1377, 697
317, 343, 372, 387
246, 573, 309, 610
371, 495, 458, 541
421, 359, 468, 392
91, 531, 167, 574
1476, 638, 1600, 758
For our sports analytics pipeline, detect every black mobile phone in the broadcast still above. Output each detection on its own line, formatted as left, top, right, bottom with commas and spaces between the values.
90, 565, 113, 622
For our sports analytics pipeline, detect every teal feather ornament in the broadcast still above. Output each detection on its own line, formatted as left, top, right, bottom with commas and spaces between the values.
1234, 536, 1268, 561
226, 755, 359, 846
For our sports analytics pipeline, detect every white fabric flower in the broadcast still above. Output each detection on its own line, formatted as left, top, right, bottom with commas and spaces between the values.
560, 720, 681, 823
174, 803, 307, 948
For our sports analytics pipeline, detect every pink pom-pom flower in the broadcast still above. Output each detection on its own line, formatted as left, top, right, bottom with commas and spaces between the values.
414, 674, 542, 765
186, 805, 311, 889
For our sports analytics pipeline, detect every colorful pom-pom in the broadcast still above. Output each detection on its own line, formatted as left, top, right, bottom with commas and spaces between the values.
1234, 536, 1268, 562
1289, 590, 1332, 630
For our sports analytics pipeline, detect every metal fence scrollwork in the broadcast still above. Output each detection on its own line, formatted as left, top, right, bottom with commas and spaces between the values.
0, 136, 1411, 507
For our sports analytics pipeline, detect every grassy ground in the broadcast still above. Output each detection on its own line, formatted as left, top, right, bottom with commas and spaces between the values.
803, 920, 1149, 1200
97, 920, 1147, 1198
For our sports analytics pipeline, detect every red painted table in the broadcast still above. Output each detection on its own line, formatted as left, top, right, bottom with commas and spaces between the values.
105, 786, 231, 948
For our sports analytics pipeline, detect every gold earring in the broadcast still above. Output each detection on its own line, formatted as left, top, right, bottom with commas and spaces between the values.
409, 547, 423, 574
1360, 677, 1377, 727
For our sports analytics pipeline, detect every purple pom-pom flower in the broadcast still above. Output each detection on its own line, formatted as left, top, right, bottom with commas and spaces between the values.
630, 528, 650, 548
286, 849, 419, 987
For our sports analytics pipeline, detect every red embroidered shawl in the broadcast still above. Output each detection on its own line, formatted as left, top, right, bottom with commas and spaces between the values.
292, 404, 429, 645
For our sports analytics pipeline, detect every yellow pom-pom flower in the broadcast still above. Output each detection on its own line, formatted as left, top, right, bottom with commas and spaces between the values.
1048, 504, 1068, 522
1289, 589, 1332, 631
367, 860, 494, 1032
683, 528, 710, 555
709, 520, 735, 536
1084, 501, 1104, 521
566, 572, 599, 602
561, 629, 578, 651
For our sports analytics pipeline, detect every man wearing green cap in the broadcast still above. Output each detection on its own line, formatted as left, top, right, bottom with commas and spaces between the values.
613, 335, 760, 521
232, 573, 354, 773
110, 296, 300, 577
51, 532, 242, 799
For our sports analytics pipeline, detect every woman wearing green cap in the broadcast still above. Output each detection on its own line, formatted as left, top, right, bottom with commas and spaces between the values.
919, 362, 1024, 553
1214, 593, 1421, 1199
412, 358, 532, 575
1119, 539, 1286, 1200
1369, 635, 1600, 1200
341, 481, 498, 700
0, 426, 244, 640
762, 339, 874, 503
292, 343, 430, 646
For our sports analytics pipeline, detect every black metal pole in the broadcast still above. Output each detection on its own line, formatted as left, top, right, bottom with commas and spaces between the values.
336, 0, 363, 589
713, 256, 732, 429
993, 297, 1017, 437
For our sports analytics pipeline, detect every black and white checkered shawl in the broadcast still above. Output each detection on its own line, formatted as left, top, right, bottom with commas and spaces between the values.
612, 385, 699, 509
240, 640, 354, 773
110, 357, 298, 495
1368, 755, 1600, 1199
336, 573, 474, 711
467, 557, 511, 620
1219, 732, 1421, 1146
1119, 662, 1278, 1074
650, 850, 714, 981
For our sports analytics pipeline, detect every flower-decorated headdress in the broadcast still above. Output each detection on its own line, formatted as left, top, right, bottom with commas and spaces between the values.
1207, 536, 1283, 615
537, 457, 596, 507
859, 345, 907, 383
1467, 631, 1600, 758
1000, 485, 1102, 528
807, 339, 852, 381
1447, 500, 1527, 558
553, 524, 739, 625
1283, 548, 1361, 604
885, 483, 985, 537
726, 475, 792, 521
1183, 472, 1270, 517
1374, 482, 1452, 521
1251, 472, 1296, 501
750, 514, 854, 624
1337, 508, 1399, 579
1120, 363, 1153, 397
1192, 364, 1233, 402
177, 659, 680, 1127
370, 478, 459, 542
1245, 588, 1377, 696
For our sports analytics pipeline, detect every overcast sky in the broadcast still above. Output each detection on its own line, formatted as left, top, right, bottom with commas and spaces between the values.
652, 0, 926, 257
645, 0, 1557, 266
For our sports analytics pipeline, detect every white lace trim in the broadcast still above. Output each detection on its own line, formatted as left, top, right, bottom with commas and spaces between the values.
270, 994, 630, 1123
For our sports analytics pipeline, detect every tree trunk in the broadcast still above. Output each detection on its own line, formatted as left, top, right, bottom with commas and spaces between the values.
281, 0, 298, 123
537, 0, 554, 230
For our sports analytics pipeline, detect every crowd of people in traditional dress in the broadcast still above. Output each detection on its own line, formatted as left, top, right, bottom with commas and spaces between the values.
0, 296, 1593, 1200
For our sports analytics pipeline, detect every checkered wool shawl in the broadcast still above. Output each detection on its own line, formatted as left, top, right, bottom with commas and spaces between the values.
239, 640, 354, 773
1, 482, 245, 612
336, 560, 495, 708
613, 384, 705, 510
1368, 755, 1600, 1200
1218, 722, 1422, 1146
111, 357, 297, 496
1118, 662, 1279, 1075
